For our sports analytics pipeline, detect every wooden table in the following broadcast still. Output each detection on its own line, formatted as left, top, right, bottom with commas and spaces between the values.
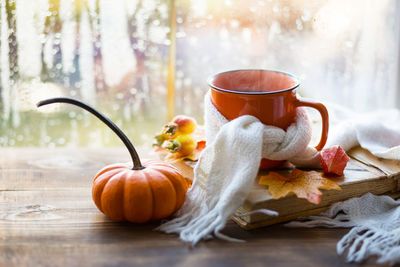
0, 148, 384, 266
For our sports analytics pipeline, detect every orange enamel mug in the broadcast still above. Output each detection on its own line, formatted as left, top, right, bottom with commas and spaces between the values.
208, 69, 329, 170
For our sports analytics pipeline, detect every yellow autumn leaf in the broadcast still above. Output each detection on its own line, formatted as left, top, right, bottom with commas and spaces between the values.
259, 169, 341, 204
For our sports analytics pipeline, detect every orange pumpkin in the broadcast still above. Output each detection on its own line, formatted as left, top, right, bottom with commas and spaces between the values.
37, 97, 188, 223
92, 160, 187, 223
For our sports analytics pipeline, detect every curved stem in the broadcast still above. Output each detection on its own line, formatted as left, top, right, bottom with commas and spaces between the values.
37, 97, 144, 170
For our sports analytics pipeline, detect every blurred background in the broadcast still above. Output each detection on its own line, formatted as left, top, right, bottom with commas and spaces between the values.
0, 0, 399, 147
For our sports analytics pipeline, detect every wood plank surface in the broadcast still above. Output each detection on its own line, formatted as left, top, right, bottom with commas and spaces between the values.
0, 148, 386, 266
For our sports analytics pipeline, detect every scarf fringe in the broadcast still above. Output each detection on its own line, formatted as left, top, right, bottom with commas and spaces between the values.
338, 226, 400, 264
157, 185, 246, 245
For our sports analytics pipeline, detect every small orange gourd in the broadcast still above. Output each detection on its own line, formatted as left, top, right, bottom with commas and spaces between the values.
37, 98, 188, 223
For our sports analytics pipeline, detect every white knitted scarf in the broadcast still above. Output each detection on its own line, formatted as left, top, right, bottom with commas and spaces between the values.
158, 92, 320, 244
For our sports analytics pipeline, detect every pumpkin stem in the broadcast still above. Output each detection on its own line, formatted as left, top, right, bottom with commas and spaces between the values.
37, 98, 145, 170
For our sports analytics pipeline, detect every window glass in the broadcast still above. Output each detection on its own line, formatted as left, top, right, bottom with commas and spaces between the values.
0, 0, 399, 147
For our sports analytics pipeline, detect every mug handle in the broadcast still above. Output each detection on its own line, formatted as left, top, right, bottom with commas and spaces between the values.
294, 98, 329, 151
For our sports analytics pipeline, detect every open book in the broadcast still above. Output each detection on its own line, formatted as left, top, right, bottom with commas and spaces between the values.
173, 146, 400, 230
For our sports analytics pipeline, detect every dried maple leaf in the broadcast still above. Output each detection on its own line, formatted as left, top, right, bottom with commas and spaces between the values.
259, 169, 341, 204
